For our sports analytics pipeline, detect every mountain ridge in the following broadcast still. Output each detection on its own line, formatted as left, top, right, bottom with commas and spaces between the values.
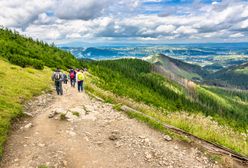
145, 53, 248, 89
145, 54, 208, 82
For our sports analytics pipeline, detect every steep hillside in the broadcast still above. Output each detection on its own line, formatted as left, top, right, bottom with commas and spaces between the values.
145, 54, 208, 81
145, 53, 248, 89
83, 58, 248, 156
0, 28, 79, 69
84, 58, 248, 129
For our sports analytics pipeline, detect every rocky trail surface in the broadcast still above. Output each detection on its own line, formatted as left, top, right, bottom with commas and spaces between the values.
0, 84, 221, 168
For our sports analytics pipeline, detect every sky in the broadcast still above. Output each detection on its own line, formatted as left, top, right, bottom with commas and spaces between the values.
1, 0, 248, 46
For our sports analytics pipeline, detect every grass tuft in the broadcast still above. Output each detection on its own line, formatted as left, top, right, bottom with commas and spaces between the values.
60, 113, 67, 120
38, 165, 49, 168
72, 112, 80, 117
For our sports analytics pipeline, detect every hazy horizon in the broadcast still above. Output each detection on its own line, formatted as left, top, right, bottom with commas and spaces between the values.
58, 41, 248, 48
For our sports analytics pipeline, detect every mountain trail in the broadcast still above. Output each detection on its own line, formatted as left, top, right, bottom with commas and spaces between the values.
0, 84, 221, 168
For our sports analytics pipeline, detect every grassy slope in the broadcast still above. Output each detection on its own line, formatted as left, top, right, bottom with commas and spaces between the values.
196, 86, 248, 129
84, 59, 204, 112
145, 54, 206, 80
86, 81, 248, 156
84, 59, 248, 129
83, 58, 248, 156
0, 59, 52, 156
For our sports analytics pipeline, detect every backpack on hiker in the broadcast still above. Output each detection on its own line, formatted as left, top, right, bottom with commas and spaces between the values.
54, 72, 62, 81
70, 71, 75, 79
63, 74, 68, 80
78, 73, 84, 81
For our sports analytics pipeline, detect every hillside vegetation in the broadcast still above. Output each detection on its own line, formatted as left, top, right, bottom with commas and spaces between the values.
0, 28, 79, 70
207, 63, 248, 89
146, 53, 248, 89
83, 58, 248, 156
84, 59, 248, 129
145, 54, 207, 81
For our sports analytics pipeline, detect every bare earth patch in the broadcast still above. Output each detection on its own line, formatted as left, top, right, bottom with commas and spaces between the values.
0, 85, 221, 168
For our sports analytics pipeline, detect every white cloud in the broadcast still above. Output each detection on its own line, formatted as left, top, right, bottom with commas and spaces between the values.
54, 0, 110, 20
156, 25, 176, 33
230, 33, 244, 38
1, 0, 248, 43
174, 26, 198, 35
0, 0, 53, 27
34, 13, 57, 25
237, 19, 248, 29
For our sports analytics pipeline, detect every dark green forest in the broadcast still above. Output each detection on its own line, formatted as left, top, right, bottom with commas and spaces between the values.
205, 63, 248, 89
0, 28, 79, 69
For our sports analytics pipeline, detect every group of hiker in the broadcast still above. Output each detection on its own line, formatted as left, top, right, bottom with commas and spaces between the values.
51, 68, 86, 95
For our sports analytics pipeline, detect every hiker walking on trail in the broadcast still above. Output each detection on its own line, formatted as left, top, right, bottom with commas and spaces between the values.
69, 69, 76, 87
63, 73, 68, 84
52, 68, 64, 95
76, 69, 84, 92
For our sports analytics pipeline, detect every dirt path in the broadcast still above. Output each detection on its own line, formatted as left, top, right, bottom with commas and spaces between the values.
0, 84, 221, 168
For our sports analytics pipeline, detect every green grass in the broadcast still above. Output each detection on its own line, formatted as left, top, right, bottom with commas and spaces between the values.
83, 59, 248, 130
0, 59, 52, 156
60, 113, 67, 120
84, 62, 248, 156
38, 165, 49, 168
72, 111, 80, 117
86, 80, 248, 156
197, 86, 248, 130
84, 59, 205, 113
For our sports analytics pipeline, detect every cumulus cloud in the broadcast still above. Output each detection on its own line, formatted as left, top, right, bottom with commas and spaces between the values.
0, 0, 53, 28
156, 25, 176, 34
230, 33, 245, 38
1, 0, 248, 43
54, 0, 111, 20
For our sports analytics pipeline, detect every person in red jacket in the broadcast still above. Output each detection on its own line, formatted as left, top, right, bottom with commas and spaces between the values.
69, 69, 76, 87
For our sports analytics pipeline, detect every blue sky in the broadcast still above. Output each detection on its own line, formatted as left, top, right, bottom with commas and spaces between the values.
1, 0, 248, 46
